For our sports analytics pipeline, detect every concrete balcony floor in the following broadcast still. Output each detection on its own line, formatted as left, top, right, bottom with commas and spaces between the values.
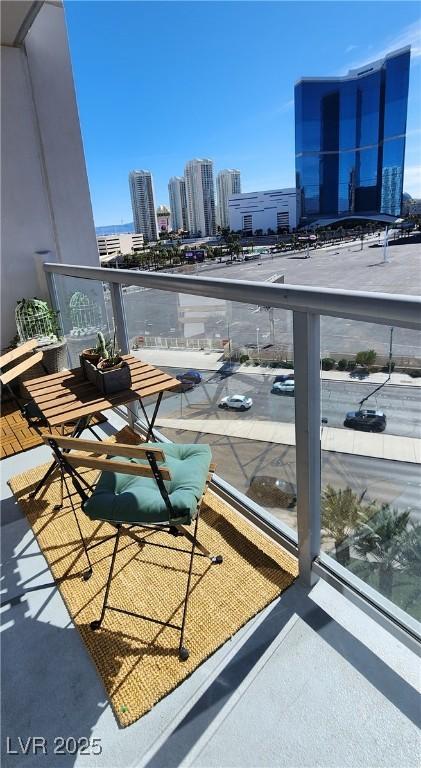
1, 411, 419, 768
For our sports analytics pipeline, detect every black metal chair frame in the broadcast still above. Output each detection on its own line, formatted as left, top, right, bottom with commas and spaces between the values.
43, 435, 223, 661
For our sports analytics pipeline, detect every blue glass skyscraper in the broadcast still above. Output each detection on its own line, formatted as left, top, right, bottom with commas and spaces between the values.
295, 47, 410, 226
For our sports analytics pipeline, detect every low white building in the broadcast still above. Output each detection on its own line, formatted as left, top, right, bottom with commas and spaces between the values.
97, 232, 144, 258
228, 188, 298, 234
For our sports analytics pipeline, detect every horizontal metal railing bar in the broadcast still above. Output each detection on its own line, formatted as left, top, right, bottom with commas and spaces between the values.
44, 263, 421, 330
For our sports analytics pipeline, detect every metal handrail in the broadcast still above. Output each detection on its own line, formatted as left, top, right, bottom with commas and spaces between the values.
43, 262, 421, 330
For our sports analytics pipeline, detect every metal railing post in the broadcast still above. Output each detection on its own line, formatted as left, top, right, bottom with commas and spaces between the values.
109, 283, 138, 427
45, 270, 71, 368
293, 311, 321, 585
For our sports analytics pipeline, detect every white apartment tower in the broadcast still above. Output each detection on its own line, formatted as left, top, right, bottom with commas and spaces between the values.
168, 176, 189, 232
128, 170, 158, 241
217, 169, 241, 230
184, 159, 216, 236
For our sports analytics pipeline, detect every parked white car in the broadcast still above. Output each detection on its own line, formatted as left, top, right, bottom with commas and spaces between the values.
219, 395, 253, 411
271, 380, 295, 396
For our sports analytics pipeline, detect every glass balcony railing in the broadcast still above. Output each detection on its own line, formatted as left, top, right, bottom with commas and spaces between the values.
320, 317, 421, 622
44, 261, 421, 647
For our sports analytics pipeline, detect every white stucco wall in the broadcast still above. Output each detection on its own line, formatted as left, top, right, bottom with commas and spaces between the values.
1, 1, 99, 350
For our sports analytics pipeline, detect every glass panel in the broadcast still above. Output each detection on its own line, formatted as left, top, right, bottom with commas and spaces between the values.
355, 71, 381, 148
320, 317, 421, 622
123, 282, 297, 534
380, 138, 405, 216
52, 274, 113, 367
354, 146, 379, 213
383, 50, 410, 139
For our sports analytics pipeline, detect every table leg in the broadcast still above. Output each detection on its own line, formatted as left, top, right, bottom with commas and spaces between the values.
138, 392, 163, 441
29, 415, 99, 502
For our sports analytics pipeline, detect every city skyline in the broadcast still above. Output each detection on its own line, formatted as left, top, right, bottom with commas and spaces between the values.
64, 2, 421, 226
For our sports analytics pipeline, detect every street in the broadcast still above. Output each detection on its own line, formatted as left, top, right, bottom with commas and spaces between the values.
155, 369, 421, 439
158, 427, 421, 529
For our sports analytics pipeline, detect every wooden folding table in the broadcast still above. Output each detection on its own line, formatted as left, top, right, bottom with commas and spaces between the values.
24, 354, 180, 501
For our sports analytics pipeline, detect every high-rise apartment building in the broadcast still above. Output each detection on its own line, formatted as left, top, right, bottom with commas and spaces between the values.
217, 170, 241, 230
184, 159, 216, 236
168, 176, 189, 232
295, 47, 410, 226
128, 170, 158, 241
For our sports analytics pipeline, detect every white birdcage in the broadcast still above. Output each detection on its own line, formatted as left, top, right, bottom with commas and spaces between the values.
69, 292, 103, 337
15, 298, 58, 346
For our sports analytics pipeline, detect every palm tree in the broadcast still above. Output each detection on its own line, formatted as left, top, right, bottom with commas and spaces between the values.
353, 505, 410, 598
321, 485, 374, 566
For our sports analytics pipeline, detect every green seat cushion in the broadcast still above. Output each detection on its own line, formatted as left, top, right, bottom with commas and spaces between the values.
82, 442, 212, 526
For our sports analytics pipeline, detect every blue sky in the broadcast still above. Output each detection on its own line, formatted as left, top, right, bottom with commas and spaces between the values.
65, 1, 421, 226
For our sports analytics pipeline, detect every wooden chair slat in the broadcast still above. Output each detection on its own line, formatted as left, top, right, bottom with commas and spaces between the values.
0, 351, 44, 385
66, 453, 171, 480
0, 339, 38, 368
43, 435, 166, 460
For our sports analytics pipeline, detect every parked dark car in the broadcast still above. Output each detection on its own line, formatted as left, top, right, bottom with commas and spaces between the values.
273, 373, 295, 384
176, 369, 202, 385
174, 369, 202, 392
247, 476, 297, 509
344, 409, 386, 432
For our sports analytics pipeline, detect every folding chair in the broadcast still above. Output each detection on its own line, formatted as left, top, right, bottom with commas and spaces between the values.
42, 434, 223, 660
0, 339, 103, 445
0, 339, 49, 432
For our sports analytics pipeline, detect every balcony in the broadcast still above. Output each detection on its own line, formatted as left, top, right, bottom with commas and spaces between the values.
2, 262, 420, 767
1, 2, 420, 763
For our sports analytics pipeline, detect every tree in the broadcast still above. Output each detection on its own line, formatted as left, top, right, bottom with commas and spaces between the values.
356, 350, 377, 367
353, 505, 410, 597
321, 485, 375, 565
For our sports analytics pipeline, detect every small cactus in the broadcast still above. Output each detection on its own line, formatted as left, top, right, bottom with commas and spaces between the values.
96, 331, 108, 359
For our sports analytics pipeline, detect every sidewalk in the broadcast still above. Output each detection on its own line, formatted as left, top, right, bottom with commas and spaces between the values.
155, 417, 421, 464
134, 348, 421, 387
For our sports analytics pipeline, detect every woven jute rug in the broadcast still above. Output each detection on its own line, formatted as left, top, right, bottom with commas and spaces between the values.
8, 427, 298, 727
0, 400, 107, 459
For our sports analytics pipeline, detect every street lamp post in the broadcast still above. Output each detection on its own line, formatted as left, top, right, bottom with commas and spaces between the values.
256, 327, 260, 361
382, 225, 389, 263
388, 327, 394, 378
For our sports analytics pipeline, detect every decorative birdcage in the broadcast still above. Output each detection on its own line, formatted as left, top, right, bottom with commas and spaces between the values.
69, 291, 103, 337
15, 298, 59, 346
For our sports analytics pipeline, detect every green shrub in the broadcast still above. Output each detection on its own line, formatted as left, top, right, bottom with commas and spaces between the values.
356, 350, 377, 366
337, 358, 347, 371
407, 368, 421, 378
321, 357, 335, 371
253, 360, 260, 366
347, 360, 356, 371
270, 361, 278, 368
239, 354, 249, 364
283, 361, 294, 369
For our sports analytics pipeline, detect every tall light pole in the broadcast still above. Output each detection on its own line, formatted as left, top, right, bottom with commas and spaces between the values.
388, 327, 394, 379
256, 327, 260, 361
382, 225, 389, 263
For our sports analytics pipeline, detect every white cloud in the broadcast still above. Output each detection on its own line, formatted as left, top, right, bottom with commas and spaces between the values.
276, 99, 294, 114
403, 165, 421, 197
348, 20, 421, 70
345, 44, 358, 54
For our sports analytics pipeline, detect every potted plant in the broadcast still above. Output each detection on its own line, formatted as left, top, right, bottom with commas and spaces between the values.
84, 332, 131, 395
79, 337, 103, 379
14, 297, 68, 375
